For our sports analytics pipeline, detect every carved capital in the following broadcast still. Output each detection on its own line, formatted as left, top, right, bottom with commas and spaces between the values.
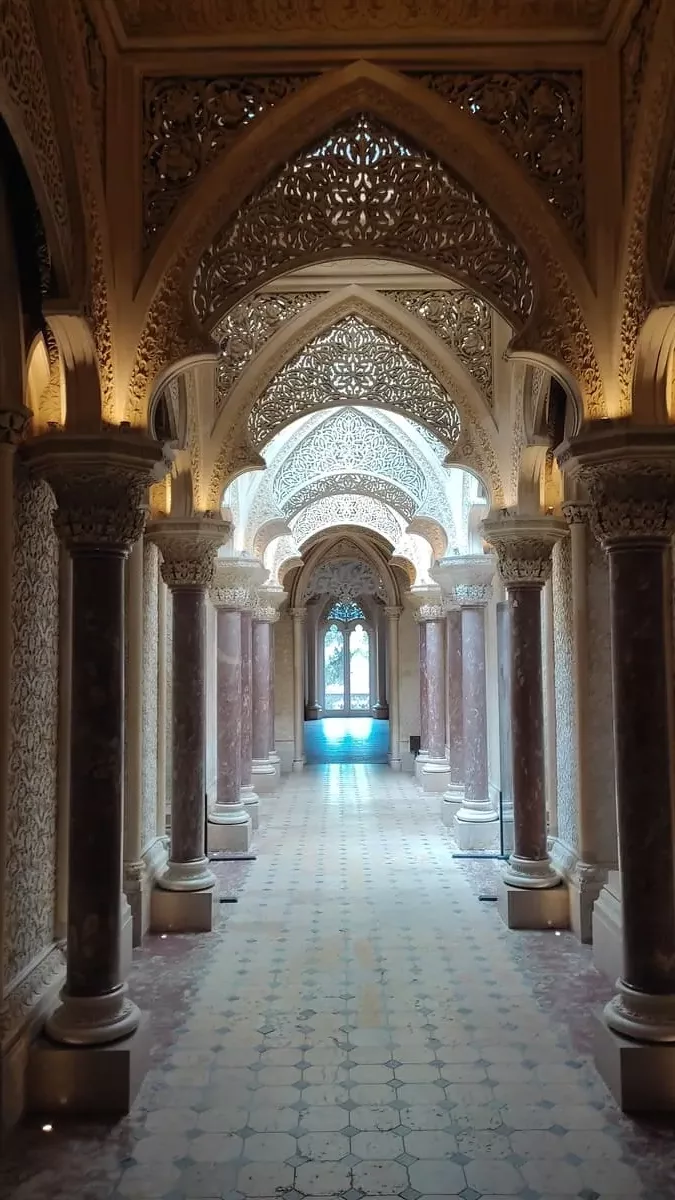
23, 430, 163, 551
430, 553, 495, 601
482, 514, 567, 587
210, 556, 268, 608
453, 582, 492, 607
384, 605, 402, 619
0, 406, 31, 446
290, 606, 307, 621
414, 602, 445, 623
558, 424, 675, 548
147, 515, 231, 589
561, 501, 592, 526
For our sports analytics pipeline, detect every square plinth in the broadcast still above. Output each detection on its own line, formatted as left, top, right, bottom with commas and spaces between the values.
208, 816, 252, 853
27, 1013, 151, 1117
150, 886, 217, 933
497, 880, 569, 930
594, 1013, 675, 1112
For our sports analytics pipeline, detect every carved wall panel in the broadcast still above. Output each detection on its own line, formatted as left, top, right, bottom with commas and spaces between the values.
283, 471, 418, 523
75, 0, 106, 170
291, 493, 404, 548
141, 541, 159, 854
384, 289, 493, 402
215, 292, 325, 404
192, 114, 534, 327
5, 470, 59, 988
248, 316, 462, 450
305, 559, 385, 603
621, 0, 659, 173
410, 71, 584, 250
272, 407, 428, 511
143, 75, 314, 250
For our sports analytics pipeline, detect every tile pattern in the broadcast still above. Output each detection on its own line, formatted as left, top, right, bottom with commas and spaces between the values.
3, 763, 675, 1199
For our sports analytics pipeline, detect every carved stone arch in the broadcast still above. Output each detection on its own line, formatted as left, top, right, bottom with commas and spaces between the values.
283, 471, 418, 525
206, 287, 504, 506
407, 515, 449, 560
291, 529, 400, 608
25, 328, 64, 431
631, 304, 675, 424
252, 517, 293, 560
291, 494, 405, 551
131, 60, 602, 423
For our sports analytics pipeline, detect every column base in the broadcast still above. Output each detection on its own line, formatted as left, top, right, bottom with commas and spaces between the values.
388, 755, 402, 772
420, 759, 450, 794
45, 984, 141, 1047
208, 813, 252, 853
120, 902, 134, 980
592, 871, 622, 984
252, 758, 278, 794
305, 703, 321, 721
158, 856, 216, 892
28, 1012, 151, 1117
604, 979, 675, 1043
414, 751, 429, 781
454, 805, 499, 851
241, 784, 260, 829
373, 703, 389, 720
441, 784, 463, 828
503, 854, 560, 889
292, 758, 304, 773
497, 879, 569, 931
594, 1011, 675, 1112
151, 885, 218, 933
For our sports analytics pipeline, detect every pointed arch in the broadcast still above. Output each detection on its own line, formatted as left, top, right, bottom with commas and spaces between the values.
204, 286, 506, 507
130, 61, 604, 423
291, 529, 400, 608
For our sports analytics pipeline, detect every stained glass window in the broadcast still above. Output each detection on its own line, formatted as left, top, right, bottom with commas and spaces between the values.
328, 599, 366, 623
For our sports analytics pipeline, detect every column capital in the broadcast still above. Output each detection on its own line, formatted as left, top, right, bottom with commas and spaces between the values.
431, 554, 495, 606
24, 429, 163, 551
290, 606, 307, 621
210, 556, 267, 609
561, 501, 592, 526
558, 422, 675, 548
414, 601, 445, 623
0, 405, 30, 445
253, 585, 286, 623
384, 605, 402, 619
482, 514, 567, 587
147, 514, 231, 589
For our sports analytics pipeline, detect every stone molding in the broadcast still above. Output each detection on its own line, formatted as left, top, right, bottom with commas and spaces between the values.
147, 515, 231, 589
482, 513, 567, 586
558, 424, 675, 547
24, 430, 164, 551
0, 942, 66, 1049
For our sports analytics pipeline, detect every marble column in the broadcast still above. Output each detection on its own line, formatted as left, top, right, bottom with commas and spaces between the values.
416, 601, 450, 793
268, 614, 281, 778
252, 593, 283, 793
483, 515, 565, 888
444, 606, 464, 816
448, 557, 498, 851
559, 427, 675, 1055
26, 429, 162, 1045
240, 608, 260, 828
415, 620, 429, 779
147, 516, 230, 923
305, 601, 321, 719
292, 607, 306, 772
209, 598, 249, 852
123, 537, 145, 948
373, 605, 389, 718
385, 606, 402, 770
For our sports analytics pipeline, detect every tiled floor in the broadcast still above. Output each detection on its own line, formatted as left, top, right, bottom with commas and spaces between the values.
4, 764, 675, 1199
304, 718, 390, 763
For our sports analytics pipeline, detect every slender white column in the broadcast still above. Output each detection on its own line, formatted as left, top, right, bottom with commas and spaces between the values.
291, 607, 306, 772
385, 606, 402, 770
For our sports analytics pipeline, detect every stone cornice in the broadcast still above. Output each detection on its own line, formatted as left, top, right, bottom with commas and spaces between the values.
147, 514, 231, 589
482, 513, 567, 586
558, 423, 675, 547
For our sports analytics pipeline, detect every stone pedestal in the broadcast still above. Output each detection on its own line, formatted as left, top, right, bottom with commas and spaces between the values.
497, 880, 569, 931
147, 517, 229, 927
559, 423, 675, 1106
483, 516, 565, 890
25, 430, 162, 1054
28, 1014, 152, 1117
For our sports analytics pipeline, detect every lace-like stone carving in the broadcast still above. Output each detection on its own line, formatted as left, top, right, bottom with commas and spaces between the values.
272, 407, 428, 511
483, 516, 567, 585
385, 289, 492, 402
215, 292, 324, 403
290, 493, 403, 548
306, 559, 385, 603
75, 0, 106, 167
143, 75, 314, 249
411, 71, 584, 248
147, 517, 231, 588
192, 114, 534, 327
283, 471, 417, 523
621, 0, 659, 171
248, 316, 462, 451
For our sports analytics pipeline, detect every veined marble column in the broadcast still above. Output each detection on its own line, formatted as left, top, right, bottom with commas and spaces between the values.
559, 428, 675, 1073
415, 619, 429, 779
240, 608, 259, 828
26, 430, 162, 1045
444, 606, 464, 818
305, 601, 321, 720
147, 516, 229, 931
208, 577, 249, 851
449, 557, 498, 851
385, 606, 402, 770
123, 536, 145, 948
373, 604, 389, 719
292, 607, 306, 772
483, 515, 565, 889
252, 589, 284, 793
416, 600, 450, 794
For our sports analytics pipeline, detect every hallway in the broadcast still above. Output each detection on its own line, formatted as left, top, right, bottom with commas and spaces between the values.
3, 766, 674, 1198
304, 718, 390, 764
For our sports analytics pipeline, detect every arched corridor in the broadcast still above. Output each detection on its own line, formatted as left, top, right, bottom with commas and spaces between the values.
1, 765, 671, 1197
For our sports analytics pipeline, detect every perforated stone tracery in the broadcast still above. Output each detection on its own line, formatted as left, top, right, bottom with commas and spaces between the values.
283, 472, 417, 523
192, 114, 534, 327
384, 289, 493, 402
248, 316, 462, 450
290, 493, 403, 548
215, 292, 325, 403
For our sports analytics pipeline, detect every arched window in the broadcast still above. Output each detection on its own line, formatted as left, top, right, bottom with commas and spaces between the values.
321, 600, 372, 715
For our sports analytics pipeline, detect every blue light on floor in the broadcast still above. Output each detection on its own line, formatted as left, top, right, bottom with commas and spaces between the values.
305, 717, 389, 764
323, 717, 373, 742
